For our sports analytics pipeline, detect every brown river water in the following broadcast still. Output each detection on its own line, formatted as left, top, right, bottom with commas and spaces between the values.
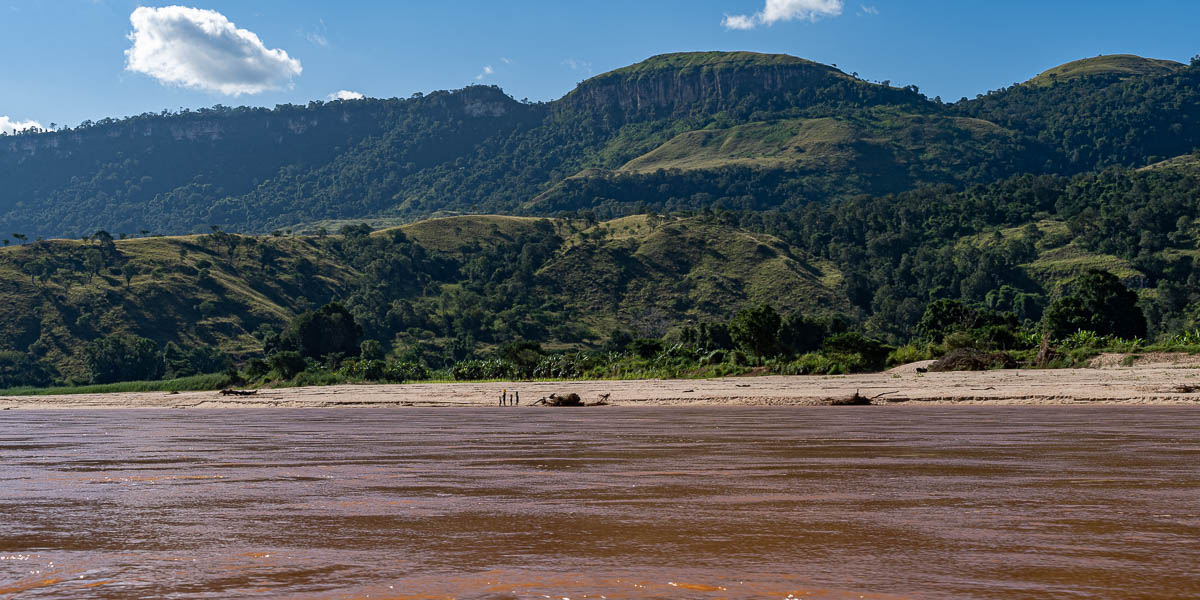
2, 407, 1199, 599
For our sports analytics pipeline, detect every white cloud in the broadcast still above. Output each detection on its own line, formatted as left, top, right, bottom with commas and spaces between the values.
475, 65, 494, 81
722, 0, 844, 29
0, 116, 45, 135
306, 31, 328, 47
500, 57, 512, 64
860, 4, 878, 15
328, 90, 364, 101
563, 58, 593, 74
721, 14, 758, 30
306, 18, 328, 47
124, 5, 302, 96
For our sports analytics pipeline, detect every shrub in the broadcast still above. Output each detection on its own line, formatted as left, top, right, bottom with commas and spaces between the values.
532, 354, 583, 379
887, 344, 933, 367
823, 333, 892, 372
267, 351, 306, 379
701, 349, 726, 365
383, 361, 430, 382
452, 359, 517, 381
339, 359, 386, 380
629, 339, 664, 359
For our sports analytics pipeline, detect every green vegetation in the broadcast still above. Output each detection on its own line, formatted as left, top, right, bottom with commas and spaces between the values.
3, 50, 1200, 390
0, 373, 232, 396
1027, 55, 1183, 87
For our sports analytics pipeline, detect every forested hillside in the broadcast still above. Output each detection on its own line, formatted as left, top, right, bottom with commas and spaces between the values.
3, 50, 1200, 388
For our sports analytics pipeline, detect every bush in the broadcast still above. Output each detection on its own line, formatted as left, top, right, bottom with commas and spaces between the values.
267, 351, 306, 379
887, 344, 935, 367
245, 358, 269, 379
701, 349, 726, 365
629, 338, 664, 359
383, 361, 430, 382
928, 348, 1017, 372
339, 359, 386, 380
780, 352, 868, 375
452, 358, 517, 381
532, 354, 584, 379
823, 333, 892, 372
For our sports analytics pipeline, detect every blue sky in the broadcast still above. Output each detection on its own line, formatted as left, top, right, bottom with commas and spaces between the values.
2, 0, 1199, 131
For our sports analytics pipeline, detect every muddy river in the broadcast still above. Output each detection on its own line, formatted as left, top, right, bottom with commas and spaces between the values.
2, 407, 1199, 599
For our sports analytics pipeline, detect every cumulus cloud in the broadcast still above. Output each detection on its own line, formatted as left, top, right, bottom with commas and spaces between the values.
124, 5, 302, 95
475, 65, 494, 81
860, 4, 878, 15
328, 90, 364, 101
722, 0, 844, 29
0, 116, 45, 135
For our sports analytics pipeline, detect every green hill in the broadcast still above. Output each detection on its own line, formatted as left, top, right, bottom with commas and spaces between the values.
6, 50, 1200, 383
541, 215, 846, 333
1027, 54, 1184, 86
0, 215, 845, 380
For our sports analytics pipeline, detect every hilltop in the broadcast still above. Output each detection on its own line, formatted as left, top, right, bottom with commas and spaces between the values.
0, 49, 1069, 238
1027, 54, 1184, 86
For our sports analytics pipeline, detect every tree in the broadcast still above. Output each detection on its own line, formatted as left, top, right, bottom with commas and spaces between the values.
359, 339, 384, 361
777, 314, 827, 355
0, 351, 58, 388
84, 249, 104, 282
163, 342, 231, 379
267, 351, 306, 379
917, 299, 1012, 342
82, 334, 164, 383
1042, 270, 1147, 340
730, 304, 781, 365
822, 332, 892, 372
280, 303, 363, 360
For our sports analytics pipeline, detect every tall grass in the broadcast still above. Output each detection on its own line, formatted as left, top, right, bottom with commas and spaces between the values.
0, 373, 230, 396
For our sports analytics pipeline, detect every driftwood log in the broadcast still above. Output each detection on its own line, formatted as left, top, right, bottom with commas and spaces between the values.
533, 392, 583, 407
219, 389, 259, 397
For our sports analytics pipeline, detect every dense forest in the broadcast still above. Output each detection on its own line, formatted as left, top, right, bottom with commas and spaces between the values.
2, 51, 1200, 388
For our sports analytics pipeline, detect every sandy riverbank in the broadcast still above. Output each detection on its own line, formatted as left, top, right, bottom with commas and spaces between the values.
4, 354, 1200, 408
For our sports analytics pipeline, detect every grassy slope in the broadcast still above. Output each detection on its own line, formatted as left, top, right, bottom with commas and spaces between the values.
0, 235, 356, 379
962, 220, 1144, 293
0, 215, 849, 377
541, 215, 847, 334
1027, 54, 1183, 86
616, 112, 1014, 174
394, 215, 566, 255
1139, 153, 1200, 172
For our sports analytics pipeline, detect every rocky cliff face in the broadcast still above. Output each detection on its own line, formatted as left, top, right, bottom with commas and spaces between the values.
557, 52, 856, 115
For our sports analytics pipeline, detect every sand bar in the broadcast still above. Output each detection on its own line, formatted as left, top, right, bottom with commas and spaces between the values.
5, 354, 1200, 408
